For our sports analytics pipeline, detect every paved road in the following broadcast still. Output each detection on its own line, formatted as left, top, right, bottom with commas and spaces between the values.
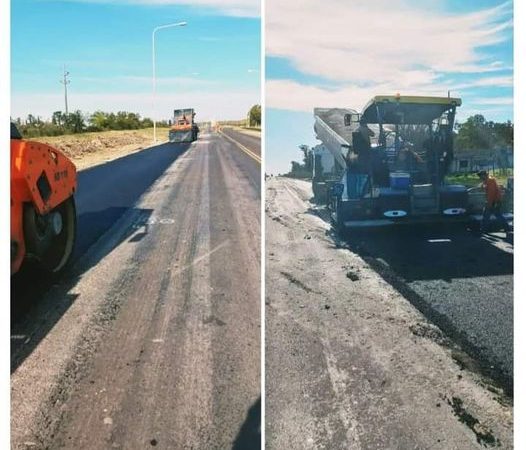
265, 177, 512, 449
343, 224, 513, 394
11, 130, 261, 449
11, 141, 192, 321
221, 127, 261, 157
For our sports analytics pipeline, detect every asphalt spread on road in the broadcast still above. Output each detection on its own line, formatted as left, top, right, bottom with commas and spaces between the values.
265, 177, 512, 449
11, 130, 261, 449
342, 222, 513, 396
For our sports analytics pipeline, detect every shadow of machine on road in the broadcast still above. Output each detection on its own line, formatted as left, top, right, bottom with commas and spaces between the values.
11, 206, 154, 373
343, 224, 512, 283
306, 203, 513, 396
347, 224, 513, 396
232, 397, 261, 450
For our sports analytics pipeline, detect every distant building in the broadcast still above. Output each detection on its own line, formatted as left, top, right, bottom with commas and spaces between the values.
452, 146, 513, 173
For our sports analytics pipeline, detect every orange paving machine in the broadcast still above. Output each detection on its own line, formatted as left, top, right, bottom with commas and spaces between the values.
11, 123, 77, 275
168, 108, 199, 143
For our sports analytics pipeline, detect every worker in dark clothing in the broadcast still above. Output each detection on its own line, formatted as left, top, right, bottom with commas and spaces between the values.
395, 141, 423, 172
371, 147, 390, 187
358, 117, 374, 147
342, 144, 368, 199
436, 125, 454, 183
474, 170, 511, 233
349, 118, 374, 171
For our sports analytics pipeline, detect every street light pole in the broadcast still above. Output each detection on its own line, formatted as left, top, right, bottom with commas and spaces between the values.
152, 21, 187, 144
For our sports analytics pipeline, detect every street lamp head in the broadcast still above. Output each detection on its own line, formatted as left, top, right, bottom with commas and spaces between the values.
154, 21, 187, 32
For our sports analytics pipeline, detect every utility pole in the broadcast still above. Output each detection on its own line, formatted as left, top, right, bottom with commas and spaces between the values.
60, 64, 70, 115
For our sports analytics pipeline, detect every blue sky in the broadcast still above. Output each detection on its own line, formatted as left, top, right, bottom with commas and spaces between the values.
11, 0, 260, 121
266, 0, 513, 174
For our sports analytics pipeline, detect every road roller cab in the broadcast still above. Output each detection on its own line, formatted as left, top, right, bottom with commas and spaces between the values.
11, 123, 77, 275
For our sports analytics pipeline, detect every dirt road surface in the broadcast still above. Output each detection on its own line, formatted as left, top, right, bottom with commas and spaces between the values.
265, 177, 512, 449
38, 127, 170, 171
11, 130, 261, 449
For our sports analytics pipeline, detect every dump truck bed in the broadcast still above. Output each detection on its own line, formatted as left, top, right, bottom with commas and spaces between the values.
314, 108, 357, 144
313, 108, 356, 170
313, 108, 381, 170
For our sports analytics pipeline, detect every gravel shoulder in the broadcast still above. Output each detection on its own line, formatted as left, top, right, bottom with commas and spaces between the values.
265, 176, 512, 449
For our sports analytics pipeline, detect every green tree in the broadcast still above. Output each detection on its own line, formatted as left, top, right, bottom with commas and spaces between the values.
455, 114, 492, 150
248, 104, 261, 127
52, 111, 66, 127
90, 111, 110, 130
26, 114, 39, 125
299, 144, 313, 173
493, 121, 513, 147
65, 110, 86, 133
141, 117, 154, 128
16, 110, 162, 137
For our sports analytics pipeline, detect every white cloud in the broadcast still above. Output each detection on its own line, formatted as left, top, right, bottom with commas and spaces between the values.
11, 89, 259, 121
60, 0, 260, 17
267, 79, 445, 113
455, 75, 513, 89
267, 78, 511, 117
266, 0, 512, 112
267, 80, 367, 112
472, 97, 513, 106
268, 0, 511, 81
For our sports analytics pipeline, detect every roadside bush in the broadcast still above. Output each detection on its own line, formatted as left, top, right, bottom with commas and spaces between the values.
12, 110, 158, 138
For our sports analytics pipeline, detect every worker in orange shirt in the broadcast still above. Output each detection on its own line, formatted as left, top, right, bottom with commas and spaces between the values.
476, 170, 511, 233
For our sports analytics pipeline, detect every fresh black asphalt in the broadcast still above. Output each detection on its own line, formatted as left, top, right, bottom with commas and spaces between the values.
344, 224, 513, 395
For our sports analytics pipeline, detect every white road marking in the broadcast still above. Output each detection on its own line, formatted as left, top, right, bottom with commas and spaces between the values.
172, 240, 230, 274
